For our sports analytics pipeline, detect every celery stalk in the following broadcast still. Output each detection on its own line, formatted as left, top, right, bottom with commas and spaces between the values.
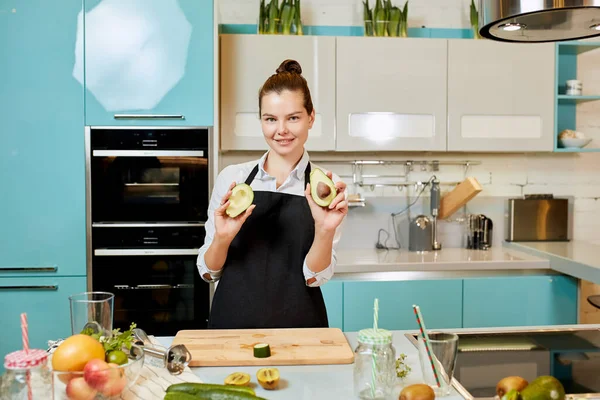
294, 0, 303, 35
388, 6, 401, 37
268, 0, 280, 34
281, 0, 295, 35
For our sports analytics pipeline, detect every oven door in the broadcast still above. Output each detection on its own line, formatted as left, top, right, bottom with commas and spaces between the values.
91, 249, 209, 336
91, 152, 208, 223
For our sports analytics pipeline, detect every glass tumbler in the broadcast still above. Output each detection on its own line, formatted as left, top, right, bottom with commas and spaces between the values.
417, 332, 459, 396
69, 291, 114, 335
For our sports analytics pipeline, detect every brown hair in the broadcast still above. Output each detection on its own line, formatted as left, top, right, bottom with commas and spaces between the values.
258, 59, 314, 116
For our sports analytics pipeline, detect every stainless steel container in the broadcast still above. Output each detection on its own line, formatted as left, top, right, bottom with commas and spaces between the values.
409, 215, 432, 252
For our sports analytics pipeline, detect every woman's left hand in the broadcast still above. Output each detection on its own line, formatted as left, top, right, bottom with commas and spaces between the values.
305, 171, 348, 233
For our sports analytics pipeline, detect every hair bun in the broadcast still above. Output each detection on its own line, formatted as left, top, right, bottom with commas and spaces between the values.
276, 59, 302, 75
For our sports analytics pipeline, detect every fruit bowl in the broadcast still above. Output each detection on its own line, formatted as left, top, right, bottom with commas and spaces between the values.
559, 137, 592, 149
51, 343, 144, 400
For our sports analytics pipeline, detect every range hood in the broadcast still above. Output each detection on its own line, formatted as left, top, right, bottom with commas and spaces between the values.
479, 0, 600, 42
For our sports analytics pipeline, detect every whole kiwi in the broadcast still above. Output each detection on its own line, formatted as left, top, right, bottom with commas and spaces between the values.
399, 384, 436, 400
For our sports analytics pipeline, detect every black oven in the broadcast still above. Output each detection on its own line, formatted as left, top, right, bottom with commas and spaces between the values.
89, 127, 209, 223
85, 126, 212, 336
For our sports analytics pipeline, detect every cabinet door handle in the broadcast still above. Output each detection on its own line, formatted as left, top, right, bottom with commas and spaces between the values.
113, 114, 185, 120
94, 248, 199, 256
0, 266, 57, 273
0, 285, 58, 291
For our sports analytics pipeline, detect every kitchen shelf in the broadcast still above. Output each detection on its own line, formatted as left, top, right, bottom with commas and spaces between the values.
554, 40, 600, 152
557, 95, 600, 103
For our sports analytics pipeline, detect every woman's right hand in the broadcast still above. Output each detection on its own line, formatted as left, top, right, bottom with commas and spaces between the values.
214, 181, 256, 243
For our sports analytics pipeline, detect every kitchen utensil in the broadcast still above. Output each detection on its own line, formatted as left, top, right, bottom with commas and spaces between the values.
506, 196, 569, 242
409, 215, 432, 252
171, 328, 354, 367
559, 137, 592, 149
416, 333, 459, 396
467, 214, 493, 250
133, 328, 192, 375
430, 178, 442, 251
439, 177, 482, 220
68, 291, 114, 335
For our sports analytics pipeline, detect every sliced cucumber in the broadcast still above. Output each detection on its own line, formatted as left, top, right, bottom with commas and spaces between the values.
253, 343, 271, 358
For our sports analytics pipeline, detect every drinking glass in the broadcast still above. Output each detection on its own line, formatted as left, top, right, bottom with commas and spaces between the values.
416, 332, 459, 396
69, 291, 114, 335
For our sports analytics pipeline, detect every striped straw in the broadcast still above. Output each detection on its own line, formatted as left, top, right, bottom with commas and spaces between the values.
21, 313, 32, 400
412, 305, 441, 388
371, 298, 379, 398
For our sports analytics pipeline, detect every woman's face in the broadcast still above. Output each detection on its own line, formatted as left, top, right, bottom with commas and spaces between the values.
260, 89, 314, 158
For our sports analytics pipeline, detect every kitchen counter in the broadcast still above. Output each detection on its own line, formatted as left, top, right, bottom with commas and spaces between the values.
331, 247, 553, 281
156, 323, 600, 400
504, 241, 600, 285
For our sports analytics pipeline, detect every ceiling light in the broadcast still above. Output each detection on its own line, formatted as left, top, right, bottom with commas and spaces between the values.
479, 0, 600, 43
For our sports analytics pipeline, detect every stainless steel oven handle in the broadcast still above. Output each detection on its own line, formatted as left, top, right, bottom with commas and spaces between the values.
92, 150, 204, 157
94, 249, 199, 256
114, 284, 194, 290
0, 285, 58, 291
0, 266, 57, 273
92, 223, 205, 228
113, 114, 185, 120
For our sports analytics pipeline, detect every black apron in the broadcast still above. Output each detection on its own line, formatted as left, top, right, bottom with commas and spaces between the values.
207, 162, 329, 329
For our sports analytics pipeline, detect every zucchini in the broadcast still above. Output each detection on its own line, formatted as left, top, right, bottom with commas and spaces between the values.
253, 343, 271, 358
166, 382, 256, 396
166, 389, 267, 400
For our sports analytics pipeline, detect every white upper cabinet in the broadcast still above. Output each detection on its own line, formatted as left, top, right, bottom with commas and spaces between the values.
220, 34, 336, 151
335, 37, 448, 152
447, 40, 555, 152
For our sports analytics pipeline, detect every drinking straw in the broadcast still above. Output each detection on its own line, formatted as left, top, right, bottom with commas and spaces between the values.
21, 313, 32, 400
371, 298, 378, 398
412, 305, 441, 388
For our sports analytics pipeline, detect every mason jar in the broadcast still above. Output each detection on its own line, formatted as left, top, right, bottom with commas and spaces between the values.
353, 328, 396, 400
0, 349, 52, 400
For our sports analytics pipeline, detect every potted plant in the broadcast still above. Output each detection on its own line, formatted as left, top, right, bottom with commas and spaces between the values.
363, 0, 408, 37
258, 0, 303, 35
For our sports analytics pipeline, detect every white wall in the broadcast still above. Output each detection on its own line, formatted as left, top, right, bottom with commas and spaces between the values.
217, 0, 600, 246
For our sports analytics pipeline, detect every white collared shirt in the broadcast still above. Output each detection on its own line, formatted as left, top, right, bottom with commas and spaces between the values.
197, 149, 343, 287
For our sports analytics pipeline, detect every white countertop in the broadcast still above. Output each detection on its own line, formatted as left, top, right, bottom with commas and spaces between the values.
504, 241, 600, 285
156, 324, 600, 400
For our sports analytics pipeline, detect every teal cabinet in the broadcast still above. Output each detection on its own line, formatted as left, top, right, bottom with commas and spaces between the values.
0, 277, 87, 373
321, 281, 343, 330
0, 0, 86, 277
83, 0, 214, 126
463, 275, 578, 328
342, 280, 463, 332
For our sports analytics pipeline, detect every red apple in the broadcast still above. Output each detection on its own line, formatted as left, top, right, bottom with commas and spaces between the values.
83, 359, 114, 390
66, 377, 97, 400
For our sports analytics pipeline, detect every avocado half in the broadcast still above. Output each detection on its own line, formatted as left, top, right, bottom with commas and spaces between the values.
226, 183, 254, 218
310, 168, 337, 207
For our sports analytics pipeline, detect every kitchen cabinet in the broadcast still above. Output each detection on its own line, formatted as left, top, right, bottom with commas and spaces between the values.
447, 40, 555, 152
463, 275, 578, 328
0, 0, 86, 278
220, 34, 336, 151
82, 0, 214, 127
321, 281, 343, 330
335, 37, 448, 152
342, 280, 463, 332
0, 277, 86, 373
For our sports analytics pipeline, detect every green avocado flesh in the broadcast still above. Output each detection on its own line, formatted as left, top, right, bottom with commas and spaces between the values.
226, 183, 254, 218
310, 168, 337, 207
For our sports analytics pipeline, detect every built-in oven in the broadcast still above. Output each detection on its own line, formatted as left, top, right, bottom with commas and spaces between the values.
85, 126, 212, 336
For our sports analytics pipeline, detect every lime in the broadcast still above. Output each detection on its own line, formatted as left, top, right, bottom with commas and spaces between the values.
106, 349, 128, 365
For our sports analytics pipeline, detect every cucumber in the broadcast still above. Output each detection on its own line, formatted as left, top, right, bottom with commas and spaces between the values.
253, 343, 271, 358
166, 383, 256, 396
165, 389, 266, 400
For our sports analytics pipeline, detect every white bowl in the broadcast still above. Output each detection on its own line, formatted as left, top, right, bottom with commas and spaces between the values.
560, 137, 592, 148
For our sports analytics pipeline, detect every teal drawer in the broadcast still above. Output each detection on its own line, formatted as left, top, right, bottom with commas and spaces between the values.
321, 281, 343, 330
463, 275, 578, 328
343, 280, 463, 332
83, 0, 214, 126
0, 276, 87, 373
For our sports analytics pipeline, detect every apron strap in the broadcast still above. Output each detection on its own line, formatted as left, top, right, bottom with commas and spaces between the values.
244, 164, 260, 185
304, 162, 311, 187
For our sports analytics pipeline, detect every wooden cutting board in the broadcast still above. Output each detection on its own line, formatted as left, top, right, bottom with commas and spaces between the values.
172, 328, 355, 367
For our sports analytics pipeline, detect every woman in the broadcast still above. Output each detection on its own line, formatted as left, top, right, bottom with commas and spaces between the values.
197, 59, 348, 329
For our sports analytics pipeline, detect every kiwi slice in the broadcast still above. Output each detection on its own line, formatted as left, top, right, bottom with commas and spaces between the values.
226, 183, 254, 218
253, 343, 271, 358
